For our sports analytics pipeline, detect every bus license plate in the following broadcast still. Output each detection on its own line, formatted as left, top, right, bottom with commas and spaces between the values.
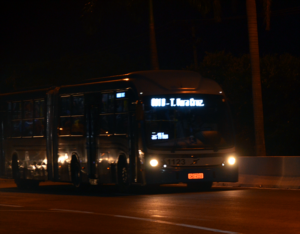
188, 173, 204, 179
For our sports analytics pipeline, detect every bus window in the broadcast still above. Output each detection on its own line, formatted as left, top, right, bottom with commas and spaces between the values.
24, 101, 33, 119
115, 98, 128, 134
33, 99, 45, 137
11, 102, 22, 137
59, 95, 85, 136
33, 119, 44, 136
12, 121, 22, 137
5, 102, 12, 138
23, 120, 33, 136
34, 100, 44, 118
100, 93, 114, 113
72, 96, 84, 115
115, 114, 128, 134
59, 117, 71, 135
115, 99, 128, 113
99, 115, 114, 134
12, 102, 22, 119
60, 96, 71, 116
99, 93, 114, 135
71, 116, 84, 135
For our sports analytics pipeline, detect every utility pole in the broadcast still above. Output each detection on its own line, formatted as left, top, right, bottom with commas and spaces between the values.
149, 0, 159, 70
246, 0, 266, 156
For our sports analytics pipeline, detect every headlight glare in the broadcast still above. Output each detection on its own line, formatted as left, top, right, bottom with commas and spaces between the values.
150, 159, 158, 167
228, 156, 236, 165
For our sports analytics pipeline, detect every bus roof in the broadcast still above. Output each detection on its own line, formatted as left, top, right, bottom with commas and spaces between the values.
125, 70, 223, 96
0, 70, 224, 97
87, 70, 224, 96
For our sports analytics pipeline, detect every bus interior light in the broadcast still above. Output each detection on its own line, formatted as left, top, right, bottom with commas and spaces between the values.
150, 159, 158, 167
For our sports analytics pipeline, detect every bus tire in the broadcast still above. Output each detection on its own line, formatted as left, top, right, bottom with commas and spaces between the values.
117, 157, 129, 193
71, 155, 82, 188
12, 154, 27, 189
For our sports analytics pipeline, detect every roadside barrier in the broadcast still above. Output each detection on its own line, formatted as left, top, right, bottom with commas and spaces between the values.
214, 156, 300, 189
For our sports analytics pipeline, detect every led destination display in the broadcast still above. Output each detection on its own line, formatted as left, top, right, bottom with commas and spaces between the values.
151, 98, 204, 107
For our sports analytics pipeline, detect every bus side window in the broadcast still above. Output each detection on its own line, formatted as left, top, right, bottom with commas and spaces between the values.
72, 96, 84, 115
115, 99, 128, 134
99, 93, 114, 134
33, 100, 45, 136
5, 102, 12, 138
71, 117, 84, 135
34, 99, 45, 118
24, 100, 33, 119
59, 96, 71, 135
100, 93, 114, 113
60, 117, 71, 135
12, 102, 22, 137
23, 100, 33, 136
59, 95, 85, 136
60, 96, 71, 116
99, 115, 114, 134
70, 96, 85, 135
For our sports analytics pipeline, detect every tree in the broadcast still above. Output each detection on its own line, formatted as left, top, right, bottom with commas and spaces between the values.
82, 0, 159, 70
188, 0, 269, 155
149, 0, 159, 70
246, 0, 266, 156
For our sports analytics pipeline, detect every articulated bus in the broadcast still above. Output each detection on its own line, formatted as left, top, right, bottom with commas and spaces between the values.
0, 70, 238, 190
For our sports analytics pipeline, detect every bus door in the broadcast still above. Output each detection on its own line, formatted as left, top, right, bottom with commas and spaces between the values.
84, 93, 99, 182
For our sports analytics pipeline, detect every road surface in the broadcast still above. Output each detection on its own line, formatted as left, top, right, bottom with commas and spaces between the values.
0, 179, 299, 234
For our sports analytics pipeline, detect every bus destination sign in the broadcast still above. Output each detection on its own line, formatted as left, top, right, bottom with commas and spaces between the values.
151, 98, 204, 107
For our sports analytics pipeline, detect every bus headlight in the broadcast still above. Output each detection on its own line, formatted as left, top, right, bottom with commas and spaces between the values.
150, 159, 158, 167
227, 156, 236, 165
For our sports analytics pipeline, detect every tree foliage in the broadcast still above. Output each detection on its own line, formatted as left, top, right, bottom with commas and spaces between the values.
188, 51, 300, 155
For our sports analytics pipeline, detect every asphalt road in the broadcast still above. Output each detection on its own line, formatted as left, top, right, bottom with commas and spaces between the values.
0, 179, 299, 234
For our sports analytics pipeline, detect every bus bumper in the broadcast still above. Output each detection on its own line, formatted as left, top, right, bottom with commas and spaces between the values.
144, 166, 238, 185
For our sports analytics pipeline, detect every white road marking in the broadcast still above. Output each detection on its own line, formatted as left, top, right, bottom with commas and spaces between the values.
151, 215, 165, 218
51, 209, 94, 214
115, 215, 238, 234
51, 208, 239, 234
0, 204, 22, 208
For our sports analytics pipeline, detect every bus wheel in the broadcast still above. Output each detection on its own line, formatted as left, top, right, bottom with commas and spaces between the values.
118, 159, 129, 193
71, 156, 82, 188
12, 154, 27, 189
187, 182, 213, 191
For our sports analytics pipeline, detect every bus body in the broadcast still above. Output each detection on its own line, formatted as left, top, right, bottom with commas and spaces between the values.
0, 70, 238, 188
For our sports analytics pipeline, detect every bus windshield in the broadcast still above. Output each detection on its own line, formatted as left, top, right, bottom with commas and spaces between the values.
143, 94, 234, 150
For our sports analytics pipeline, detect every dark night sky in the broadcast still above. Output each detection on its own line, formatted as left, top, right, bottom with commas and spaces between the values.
0, 0, 299, 155
1, 0, 300, 75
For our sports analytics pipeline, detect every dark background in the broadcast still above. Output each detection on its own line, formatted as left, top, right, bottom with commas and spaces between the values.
1, 0, 299, 155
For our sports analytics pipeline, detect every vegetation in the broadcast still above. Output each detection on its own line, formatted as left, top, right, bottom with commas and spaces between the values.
188, 51, 300, 156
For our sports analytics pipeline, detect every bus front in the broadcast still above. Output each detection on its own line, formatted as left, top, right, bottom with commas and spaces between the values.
139, 94, 238, 188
